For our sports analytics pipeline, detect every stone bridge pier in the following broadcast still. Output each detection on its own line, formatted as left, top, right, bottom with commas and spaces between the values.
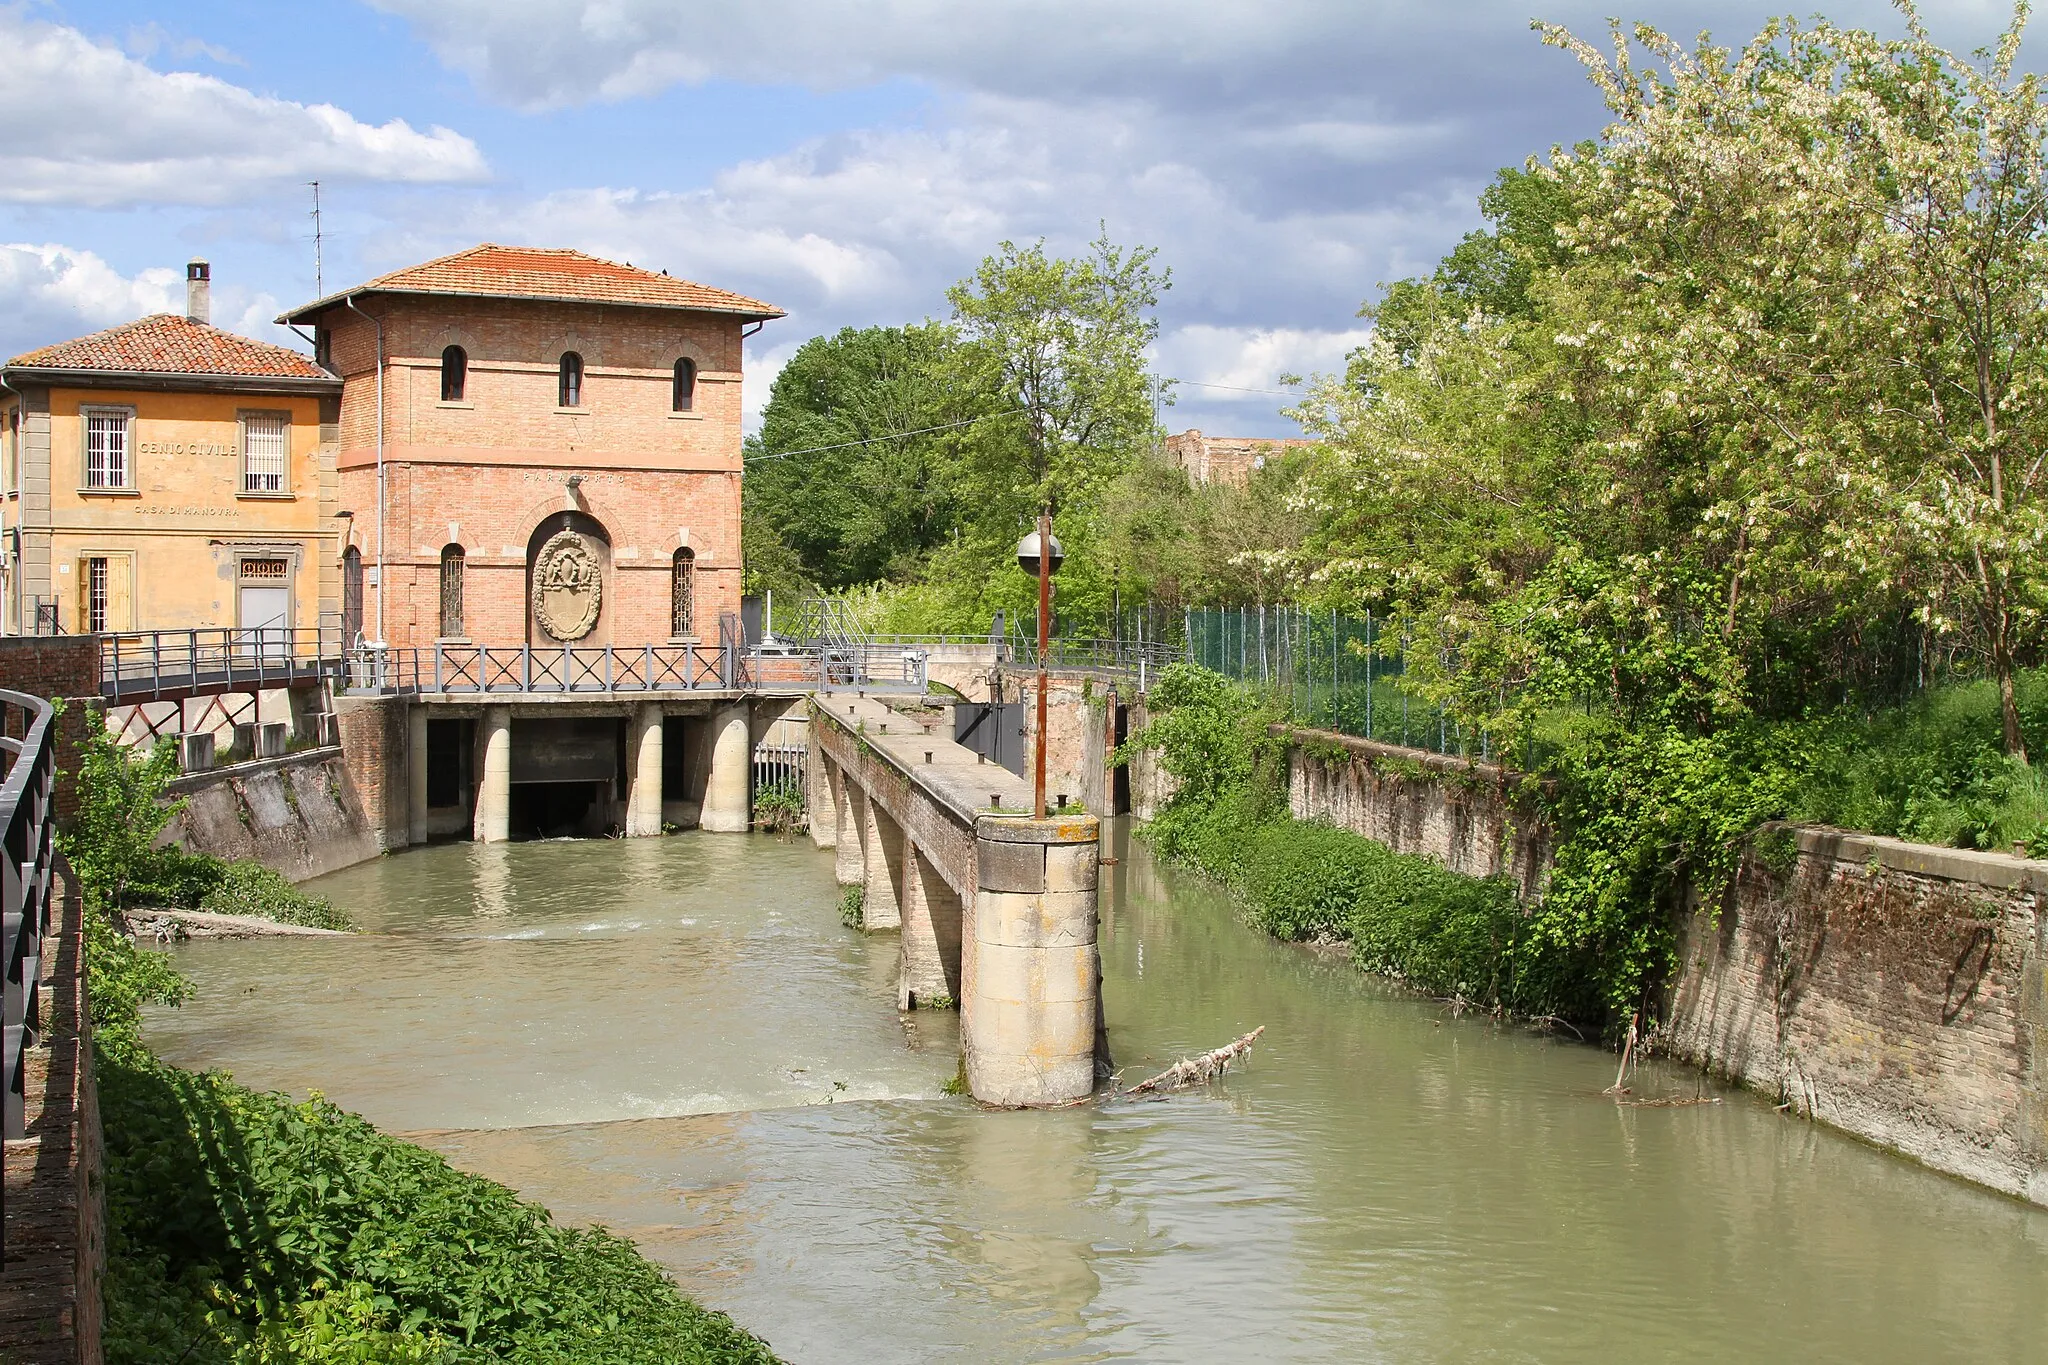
809, 694, 1103, 1107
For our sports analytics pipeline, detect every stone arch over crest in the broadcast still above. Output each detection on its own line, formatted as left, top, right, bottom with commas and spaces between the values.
525, 509, 613, 646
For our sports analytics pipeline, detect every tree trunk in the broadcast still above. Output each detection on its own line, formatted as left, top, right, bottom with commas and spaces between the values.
1994, 612, 2028, 763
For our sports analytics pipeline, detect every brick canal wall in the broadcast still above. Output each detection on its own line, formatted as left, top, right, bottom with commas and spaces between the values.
0, 865, 104, 1365
1282, 726, 1553, 902
161, 745, 382, 883
1665, 827, 2048, 1203
1261, 729, 2048, 1204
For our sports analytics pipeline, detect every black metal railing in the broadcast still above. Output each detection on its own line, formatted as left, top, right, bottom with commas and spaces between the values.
99, 625, 346, 700
2, 689, 58, 1152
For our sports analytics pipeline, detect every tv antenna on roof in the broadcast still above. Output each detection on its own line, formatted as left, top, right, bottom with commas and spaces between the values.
308, 181, 323, 295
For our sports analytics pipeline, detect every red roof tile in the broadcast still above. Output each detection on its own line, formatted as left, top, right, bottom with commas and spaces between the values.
284, 244, 784, 321
6, 313, 331, 381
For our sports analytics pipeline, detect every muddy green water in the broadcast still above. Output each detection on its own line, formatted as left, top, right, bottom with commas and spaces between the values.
146, 824, 2048, 1362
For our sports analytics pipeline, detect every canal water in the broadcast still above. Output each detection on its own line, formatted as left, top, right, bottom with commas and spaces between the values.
147, 823, 2048, 1363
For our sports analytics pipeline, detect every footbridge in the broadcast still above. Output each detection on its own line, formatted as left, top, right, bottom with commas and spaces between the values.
808, 693, 1103, 1108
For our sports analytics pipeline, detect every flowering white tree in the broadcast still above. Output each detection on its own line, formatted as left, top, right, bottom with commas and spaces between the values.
1540, 1, 2048, 756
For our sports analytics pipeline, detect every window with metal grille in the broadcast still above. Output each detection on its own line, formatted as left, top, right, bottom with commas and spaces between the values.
441, 345, 467, 402
83, 410, 129, 489
558, 352, 583, 408
86, 557, 108, 632
672, 357, 696, 412
439, 544, 465, 638
671, 547, 695, 637
242, 414, 287, 493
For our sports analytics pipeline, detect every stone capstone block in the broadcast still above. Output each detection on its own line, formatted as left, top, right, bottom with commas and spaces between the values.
1044, 842, 1099, 894
977, 813, 1100, 845
977, 838, 1046, 893
975, 889, 1097, 948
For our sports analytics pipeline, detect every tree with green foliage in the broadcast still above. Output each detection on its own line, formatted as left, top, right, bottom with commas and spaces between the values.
945, 230, 1174, 521
744, 323, 994, 592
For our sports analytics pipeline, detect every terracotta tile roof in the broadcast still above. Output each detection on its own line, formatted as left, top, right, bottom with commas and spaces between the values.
6, 313, 331, 381
284, 244, 785, 321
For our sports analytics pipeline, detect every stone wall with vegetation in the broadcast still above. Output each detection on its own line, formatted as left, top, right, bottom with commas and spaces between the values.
1665, 827, 2048, 1203
1283, 727, 1552, 902
160, 747, 380, 884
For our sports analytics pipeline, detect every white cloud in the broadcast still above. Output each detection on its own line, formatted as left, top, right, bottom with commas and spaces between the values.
0, 244, 178, 344
0, 12, 488, 208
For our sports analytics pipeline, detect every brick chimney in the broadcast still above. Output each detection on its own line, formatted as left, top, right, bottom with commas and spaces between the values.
186, 259, 210, 324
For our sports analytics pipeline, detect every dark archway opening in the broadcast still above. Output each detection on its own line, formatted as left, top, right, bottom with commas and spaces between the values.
510, 781, 610, 839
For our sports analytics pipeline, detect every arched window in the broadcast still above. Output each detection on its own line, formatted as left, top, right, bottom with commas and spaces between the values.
440, 345, 467, 402
558, 351, 583, 408
671, 547, 695, 637
439, 544, 465, 639
672, 357, 696, 413
341, 546, 363, 646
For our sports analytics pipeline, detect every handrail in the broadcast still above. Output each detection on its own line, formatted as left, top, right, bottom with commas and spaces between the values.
1, 686, 58, 1272
98, 625, 347, 699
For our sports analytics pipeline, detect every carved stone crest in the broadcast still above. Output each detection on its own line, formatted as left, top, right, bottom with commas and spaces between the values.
533, 531, 603, 641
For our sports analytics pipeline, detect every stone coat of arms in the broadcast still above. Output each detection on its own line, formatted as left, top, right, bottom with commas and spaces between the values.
533, 531, 603, 640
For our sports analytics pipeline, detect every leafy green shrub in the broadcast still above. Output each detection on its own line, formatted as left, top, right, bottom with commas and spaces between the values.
754, 781, 805, 836
839, 885, 866, 929
100, 1051, 780, 1364
1127, 664, 1596, 1022
198, 861, 353, 931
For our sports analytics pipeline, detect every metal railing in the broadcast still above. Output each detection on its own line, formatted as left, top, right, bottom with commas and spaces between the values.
346, 640, 742, 695
100, 625, 346, 700
2, 688, 58, 1155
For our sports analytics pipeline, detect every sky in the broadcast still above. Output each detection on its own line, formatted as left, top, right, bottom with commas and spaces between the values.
0, 0, 2015, 436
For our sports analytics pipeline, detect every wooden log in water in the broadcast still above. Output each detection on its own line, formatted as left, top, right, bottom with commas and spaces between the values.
1124, 1026, 1266, 1095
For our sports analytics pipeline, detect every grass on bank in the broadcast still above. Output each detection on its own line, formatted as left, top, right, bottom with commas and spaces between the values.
70, 722, 781, 1364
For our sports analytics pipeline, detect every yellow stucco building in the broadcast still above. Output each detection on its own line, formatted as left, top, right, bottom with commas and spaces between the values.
0, 262, 343, 641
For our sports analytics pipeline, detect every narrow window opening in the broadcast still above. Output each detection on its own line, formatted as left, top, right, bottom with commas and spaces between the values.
671, 547, 696, 637
241, 413, 287, 494
441, 345, 468, 402
439, 544, 466, 639
84, 409, 130, 489
558, 351, 584, 408
672, 357, 697, 412
85, 556, 108, 633
342, 546, 364, 645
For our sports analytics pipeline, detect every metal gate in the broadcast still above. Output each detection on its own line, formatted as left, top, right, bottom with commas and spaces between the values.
952, 701, 1024, 778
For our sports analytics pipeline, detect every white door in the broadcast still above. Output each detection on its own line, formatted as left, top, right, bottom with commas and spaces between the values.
239, 585, 290, 660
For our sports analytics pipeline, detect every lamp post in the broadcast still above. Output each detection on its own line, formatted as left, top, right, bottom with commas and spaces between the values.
1016, 513, 1063, 819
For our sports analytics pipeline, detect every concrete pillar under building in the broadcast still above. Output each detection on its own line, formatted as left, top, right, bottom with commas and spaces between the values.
407, 704, 429, 847
965, 814, 1101, 1107
833, 762, 864, 886
626, 702, 664, 837
475, 705, 511, 844
862, 798, 905, 932
701, 702, 752, 833
899, 846, 962, 1008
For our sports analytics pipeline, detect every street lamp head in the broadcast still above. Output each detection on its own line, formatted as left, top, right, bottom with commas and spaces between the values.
1016, 527, 1064, 578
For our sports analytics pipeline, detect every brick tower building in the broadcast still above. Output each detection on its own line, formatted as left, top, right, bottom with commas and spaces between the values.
283, 245, 782, 651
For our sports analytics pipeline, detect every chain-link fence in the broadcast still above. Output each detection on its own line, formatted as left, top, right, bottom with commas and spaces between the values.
1185, 606, 1496, 759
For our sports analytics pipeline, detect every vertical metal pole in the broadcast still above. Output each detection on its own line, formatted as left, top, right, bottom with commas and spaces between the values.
1365, 611, 1373, 740
1034, 511, 1051, 820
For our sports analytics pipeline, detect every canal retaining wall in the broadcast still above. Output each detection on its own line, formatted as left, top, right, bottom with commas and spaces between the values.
162, 746, 382, 883
1282, 726, 1553, 901
1263, 727, 2048, 1205
1666, 827, 2048, 1203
